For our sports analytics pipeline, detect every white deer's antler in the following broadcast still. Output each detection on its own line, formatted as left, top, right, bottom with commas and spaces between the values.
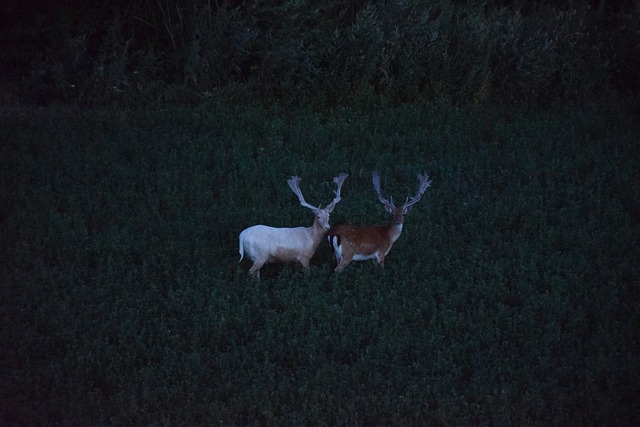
240, 173, 349, 279
287, 176, 319, 211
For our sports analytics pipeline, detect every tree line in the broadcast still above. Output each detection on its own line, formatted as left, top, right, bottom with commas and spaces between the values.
2, 0, 638, 106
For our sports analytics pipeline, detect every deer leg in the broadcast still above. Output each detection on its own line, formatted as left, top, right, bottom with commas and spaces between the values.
299, 257, 311, 269
328, 235, 343, 266
376, 253, 385, 269
249, 261, 265, 279
334, 252, 354, 272
334, 253, 343, 265
298, 258, 312, 276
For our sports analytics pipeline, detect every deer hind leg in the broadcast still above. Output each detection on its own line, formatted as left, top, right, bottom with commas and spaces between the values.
334, 250, 354, 272
249, 261, 266, 279
328, 235, 342, 264
329, 234, 350, 271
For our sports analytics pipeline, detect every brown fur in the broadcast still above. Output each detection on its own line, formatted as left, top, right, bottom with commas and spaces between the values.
329, 207, 404, 272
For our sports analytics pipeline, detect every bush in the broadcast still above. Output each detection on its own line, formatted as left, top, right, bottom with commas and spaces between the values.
1, 0, 638, 107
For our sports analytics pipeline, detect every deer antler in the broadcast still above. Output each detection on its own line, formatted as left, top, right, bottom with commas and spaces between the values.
324, 173, 348, 213
372, 171, 395, 209
401, 172, 432, 213
287, 176, 319, 211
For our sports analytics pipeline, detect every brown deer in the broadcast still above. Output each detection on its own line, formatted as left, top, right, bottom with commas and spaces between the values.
328, 171, 431, 272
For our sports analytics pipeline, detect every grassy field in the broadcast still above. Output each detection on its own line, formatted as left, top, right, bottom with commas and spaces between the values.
1, 99, 639, 425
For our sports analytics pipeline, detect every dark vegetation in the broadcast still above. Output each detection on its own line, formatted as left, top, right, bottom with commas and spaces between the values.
1, 0, 639, 107
1, 99, 639, 424
1, 0, 639, 425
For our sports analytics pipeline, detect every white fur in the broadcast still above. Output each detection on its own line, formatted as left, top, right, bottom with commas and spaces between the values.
238, 173, 348, 279
352, 253, 378, 261
238, 223, 326, 279
239, 225, 315, 264
329, 235, 343, 263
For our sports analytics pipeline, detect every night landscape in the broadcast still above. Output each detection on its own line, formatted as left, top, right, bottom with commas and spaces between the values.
1, 1, 639, 424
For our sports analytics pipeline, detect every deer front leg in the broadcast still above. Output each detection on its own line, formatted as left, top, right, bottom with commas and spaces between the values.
299, 257, 311, 270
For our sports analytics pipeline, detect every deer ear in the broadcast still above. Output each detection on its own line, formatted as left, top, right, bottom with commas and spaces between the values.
385, 205, 394, 214
403, 205, 413, 215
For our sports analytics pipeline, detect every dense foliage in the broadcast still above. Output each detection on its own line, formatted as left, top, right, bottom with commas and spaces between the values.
2, 0, 638, 423
2, 0, 639, 107
1, 99, 639, 424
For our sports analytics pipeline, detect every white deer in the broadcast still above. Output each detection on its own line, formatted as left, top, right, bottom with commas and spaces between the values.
239, 173, 348, 278
328, 171, 431, 272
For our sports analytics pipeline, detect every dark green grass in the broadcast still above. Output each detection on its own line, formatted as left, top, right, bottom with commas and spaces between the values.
1, 100, 639, 425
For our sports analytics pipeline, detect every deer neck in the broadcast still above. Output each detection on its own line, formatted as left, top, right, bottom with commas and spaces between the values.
309, 219, 329, 245
387, 221, 403, 244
